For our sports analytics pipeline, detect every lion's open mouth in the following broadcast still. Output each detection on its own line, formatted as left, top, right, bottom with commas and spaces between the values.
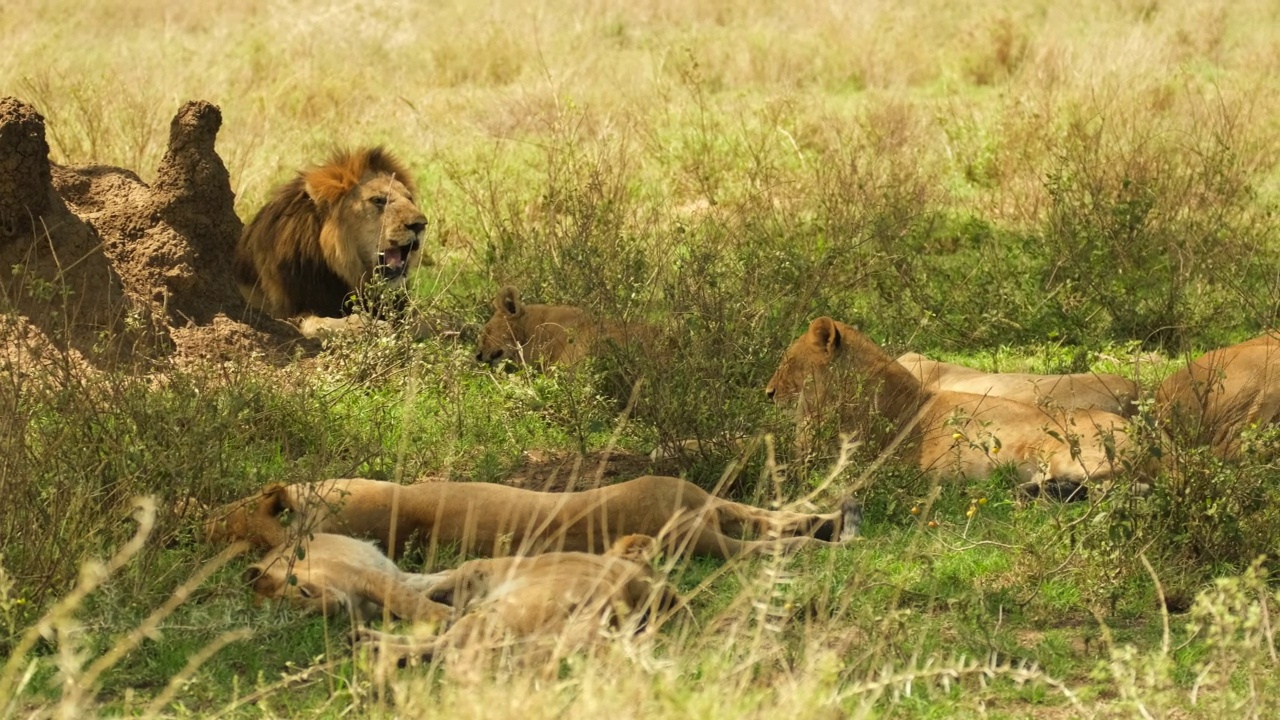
376, 239, 421, 281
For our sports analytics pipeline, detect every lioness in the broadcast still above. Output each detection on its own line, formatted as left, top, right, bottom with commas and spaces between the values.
234, 147, 428, 338
359, 534, 672, 665
896, 352, 1139, 417
203, 475, 862, 560
1155, 333, 1280, 459
475, 286, 645, 368
244, 533, 451, 623
767, 318, 1135, 496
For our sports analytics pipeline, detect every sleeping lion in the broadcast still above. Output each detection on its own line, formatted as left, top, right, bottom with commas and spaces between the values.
204, 475, 862, 561
357, 534, 674, 665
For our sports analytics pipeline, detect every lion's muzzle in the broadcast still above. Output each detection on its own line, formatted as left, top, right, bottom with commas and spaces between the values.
376, 227, 425, 282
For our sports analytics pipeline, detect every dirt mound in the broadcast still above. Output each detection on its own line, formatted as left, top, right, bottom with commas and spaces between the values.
0, 97, 310, 372
0, 98, 52, 231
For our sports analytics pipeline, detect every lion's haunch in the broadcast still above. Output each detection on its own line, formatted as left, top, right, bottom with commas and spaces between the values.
1155, 333, 1280, 459
357, 534, 673, 666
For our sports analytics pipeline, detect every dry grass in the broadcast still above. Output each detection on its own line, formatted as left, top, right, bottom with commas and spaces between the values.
4, 0, 1279, 215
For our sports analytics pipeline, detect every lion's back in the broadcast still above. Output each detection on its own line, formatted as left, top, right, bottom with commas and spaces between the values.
1156, 335, 1280, 456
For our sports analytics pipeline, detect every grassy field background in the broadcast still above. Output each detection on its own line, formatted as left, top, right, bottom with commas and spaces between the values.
3, 0, 1280, 717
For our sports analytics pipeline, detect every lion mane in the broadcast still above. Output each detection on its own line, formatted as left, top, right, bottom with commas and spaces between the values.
234, 147, 427, 323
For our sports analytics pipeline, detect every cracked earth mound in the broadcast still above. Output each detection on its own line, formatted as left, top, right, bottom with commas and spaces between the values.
0, 97, 310, 375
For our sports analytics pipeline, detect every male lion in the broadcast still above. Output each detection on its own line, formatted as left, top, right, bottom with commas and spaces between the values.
203, 475, 862, 560
1155, 333, 1280, 459
475, 285, 646, 368
234, 147, 427, 338
896, 352, 1139, 417
244, 532, 451, 623
357, 534, 673, 666
767, 318, 1137, 498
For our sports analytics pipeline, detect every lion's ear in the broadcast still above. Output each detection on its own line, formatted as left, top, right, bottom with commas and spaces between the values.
242, 566, 265, 585
808, 317, 841, 354
302, 161, 359, 208
261, 484, 290, 516
496, 286, 523, 317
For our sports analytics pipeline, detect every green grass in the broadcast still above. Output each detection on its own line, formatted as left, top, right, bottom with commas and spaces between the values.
3, 409, 1276, 716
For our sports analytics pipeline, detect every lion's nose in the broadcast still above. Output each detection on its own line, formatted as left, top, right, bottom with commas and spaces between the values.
765, 386, 776, 401
405, 221, 426, 235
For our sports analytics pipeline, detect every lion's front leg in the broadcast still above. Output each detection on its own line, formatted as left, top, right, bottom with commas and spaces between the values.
358, 575, 453, 625
709, 495, 863, 544
296, 314, 389, 339
400, 571, 450, 594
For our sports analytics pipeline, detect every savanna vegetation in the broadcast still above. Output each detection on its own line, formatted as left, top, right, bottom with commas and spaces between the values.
3, 0, 1280, 716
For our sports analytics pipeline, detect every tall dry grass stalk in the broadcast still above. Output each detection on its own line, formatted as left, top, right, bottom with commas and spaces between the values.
373, 544, 1278, 720
0, 499, 248, 719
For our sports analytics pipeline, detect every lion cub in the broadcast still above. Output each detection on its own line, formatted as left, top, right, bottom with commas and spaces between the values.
244, 533, 450, 624
475, 285, 648, 368
358, 534, 674, 664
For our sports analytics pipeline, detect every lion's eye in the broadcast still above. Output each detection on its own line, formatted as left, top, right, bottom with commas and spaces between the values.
370, 196, 388, 209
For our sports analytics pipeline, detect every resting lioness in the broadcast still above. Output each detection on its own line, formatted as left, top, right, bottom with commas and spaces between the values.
768, 318, 1136, 497
244, 533, 451, 623
358, 534, 673, 664
204, 475, 862, 560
